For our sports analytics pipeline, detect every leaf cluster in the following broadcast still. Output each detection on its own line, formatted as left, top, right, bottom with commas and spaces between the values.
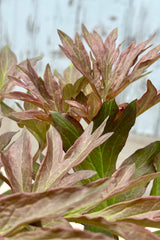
0, 25, 160, 239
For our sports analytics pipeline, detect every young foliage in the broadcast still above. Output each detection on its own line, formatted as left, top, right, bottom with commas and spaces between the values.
1, 25, 160, 239
1, 128, 33, 193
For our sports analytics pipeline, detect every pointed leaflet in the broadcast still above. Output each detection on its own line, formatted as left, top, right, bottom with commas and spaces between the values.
0, 46, 17, 100
44, 64, 63, 112
58, 29, 91, 81
0, 46, 17, 86
33, 126, 63, 192
58, 29, 100, 99
5, 227, 111, 240
65, 165, 160, 217
56, 170, 96, 188
33, 119, 112, 192
82, 25, 119, 91
8, 60, 53, 111
0, 47, 42, 100
8, 110, 52, 123
87, 196, 160, 229
0, 182, 114, 235
108, 141, 160, 204
70, 215, 160, 240
51, 111, 108, 182
109, 35, 155, 91
1, 128, 33, 192
129, 43, 160, 83
137, 80, 160, 116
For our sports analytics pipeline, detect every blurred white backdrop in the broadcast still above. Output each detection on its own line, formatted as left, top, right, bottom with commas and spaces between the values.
0, 0, 160, 136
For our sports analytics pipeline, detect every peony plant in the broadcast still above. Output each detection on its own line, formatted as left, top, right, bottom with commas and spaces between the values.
0, 25, 160, 239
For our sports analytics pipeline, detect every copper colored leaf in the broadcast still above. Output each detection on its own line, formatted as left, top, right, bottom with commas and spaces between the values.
33, 119, 112, 191
65, 165, 160, 217
12, 61, 52, 109
137, 80, 160, 116
0, 182, 111, 235
110, 35, 155, 91
44, 64, 63, 112
33, 127, 63, 192
1, 128, 33, 192
58, 29, 100, 99
5, 227, 111, 240
5, 91, 44, 109
71, 215, 160, 240
129, 44, 160, 83
41, 216, 72, 229
8, 110, 51, 122
56, 170, 96, 188
88, 196, 160, 229
87, 92, 102, 120
58, 30, 91, 80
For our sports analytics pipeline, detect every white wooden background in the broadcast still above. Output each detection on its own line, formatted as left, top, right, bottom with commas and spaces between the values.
0, 0, 160, 137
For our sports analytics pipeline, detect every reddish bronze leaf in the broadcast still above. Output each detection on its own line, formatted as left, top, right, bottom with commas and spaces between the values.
137, 80, 160, 115
1, 128, 33, 192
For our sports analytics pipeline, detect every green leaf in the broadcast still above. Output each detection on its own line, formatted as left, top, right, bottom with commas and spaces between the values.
151, 152, 160, 196
73, 100, 136, 188
62, 76, 88, 112
101, 100, 136, 176
154, 230, 160, 237
18, 119, 49, 146
93, 100, 119, 132
84, 100, 136, 181
50, 112, 83, 152
1, 128, 33, 192
109, 141, 160, 204
73, 100, 118, 183
0, 102, 15, 115
84, 225, 114, 238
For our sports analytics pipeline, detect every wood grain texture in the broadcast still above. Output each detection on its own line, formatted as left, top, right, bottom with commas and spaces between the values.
0, 0, 160, 136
